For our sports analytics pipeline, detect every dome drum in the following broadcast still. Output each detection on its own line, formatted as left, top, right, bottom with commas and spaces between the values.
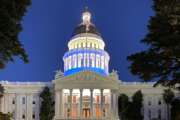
63, 49, 109, 76
68, 34, 105, 50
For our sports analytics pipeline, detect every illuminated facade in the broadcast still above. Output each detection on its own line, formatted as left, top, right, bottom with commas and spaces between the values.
54, 8, 118, 120
0, 8, 180, 120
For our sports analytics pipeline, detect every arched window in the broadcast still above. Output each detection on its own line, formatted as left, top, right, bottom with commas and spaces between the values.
63, 89, 70, 103
90, 53, 95, 67
68, 56, 72, 69
64, 58, 67, 71
83, 89, 90, 96
78, 54, 83, 67
158, 109, 161, 119
90, 43, 92, 48
74, 43, 77, 49
83, 53, 86, 67
78, 43, 81, 48
101, 56, 105, 69
63, 89, 70, 118
73, 55, 77, 68
103, 89, 110, 104
148, 109, 151, 119
93, 89, 101, 118
86, 53, 89, 67
72, 89, 80, 118
96, 55, 100, 68
87, 42, 90, 48
92, 43, 94, 48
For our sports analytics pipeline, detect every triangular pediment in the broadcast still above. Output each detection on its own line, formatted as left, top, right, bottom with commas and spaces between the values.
54, 70, 120, 90
61, 70, 110, 81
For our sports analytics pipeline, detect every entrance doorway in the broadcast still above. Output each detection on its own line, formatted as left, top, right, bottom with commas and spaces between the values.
83, 108, 90, 118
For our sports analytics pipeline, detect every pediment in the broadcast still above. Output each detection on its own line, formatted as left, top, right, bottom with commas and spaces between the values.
58, 70, 112, 81
54, 70, 120, 90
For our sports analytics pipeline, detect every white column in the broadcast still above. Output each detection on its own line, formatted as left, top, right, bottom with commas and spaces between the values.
115, 91, 119, 119
111, 90, 115, 118
36, 95, 40, 120
55, 91, 60, 118
26, 94, 33, 120
15, 94, 21, 120
100, 89, 104, 118
109, 90, 113, 117
59, 89, 63, 117
0, 95, 4, 112
90, 89, 93, 119
69, 89, 72, 119
112, 90, 119, 119
79, 89, 83, 119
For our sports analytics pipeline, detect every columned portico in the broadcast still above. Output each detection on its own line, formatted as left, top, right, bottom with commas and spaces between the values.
54, 87, 116, 120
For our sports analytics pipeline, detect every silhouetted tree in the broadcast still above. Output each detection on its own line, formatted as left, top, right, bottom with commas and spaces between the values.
118, 94, 129, 120
163, 89, 175, 120
0, 112, 11, 120
0, 84, 4, 98
171, 98, 180, 120
131, 90, 143, 120
118, 91, 143, 120
0, 0, 31, 69
39, 87, 54, 120
127, 0, 180, 89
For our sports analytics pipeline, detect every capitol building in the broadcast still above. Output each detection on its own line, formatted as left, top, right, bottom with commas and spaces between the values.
0, 8, 179, 120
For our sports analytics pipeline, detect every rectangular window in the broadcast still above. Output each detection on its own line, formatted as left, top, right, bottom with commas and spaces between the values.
32, 114, 35, 119
22, 114, 25, 119
22, 97, 26, 104
148, 110, 151, 119
90, 54, 95, 67
158, 109, 161, 119
32, 101, 36, 105
101, 56, 104, 69
12, 99, 15, 104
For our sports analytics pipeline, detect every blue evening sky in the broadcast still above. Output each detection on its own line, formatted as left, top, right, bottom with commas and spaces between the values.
0, 0, 153, 82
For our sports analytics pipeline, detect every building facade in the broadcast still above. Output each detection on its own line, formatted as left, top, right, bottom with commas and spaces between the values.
0, 9, 179, 120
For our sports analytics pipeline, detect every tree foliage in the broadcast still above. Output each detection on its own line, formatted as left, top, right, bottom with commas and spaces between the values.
163, 89, 175, 120
118, 94, 129, 120
126, 90, 143, 120
127, 0, 180, 88
0, 112, 11, 120
131, 90, 143, 120
0, 0, 30, 69
118, 90, 143, 120
39, 87, 54, 120
171, 98, 180, 120
0, 84, 4, 98
163, 89, 175, 104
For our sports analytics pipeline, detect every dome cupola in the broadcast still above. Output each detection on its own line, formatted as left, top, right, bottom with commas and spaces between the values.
72, 7, 101, 36
63, 8, 110, 76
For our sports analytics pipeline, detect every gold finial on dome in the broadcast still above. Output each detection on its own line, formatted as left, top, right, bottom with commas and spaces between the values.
82, 7, 91, 25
